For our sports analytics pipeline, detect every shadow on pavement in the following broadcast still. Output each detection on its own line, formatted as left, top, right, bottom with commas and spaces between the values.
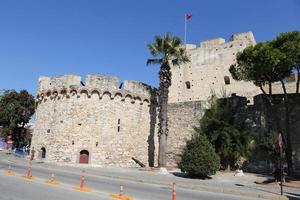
286, 192, 300, 200
235, 183, 279, 195
172, 172, 212, 180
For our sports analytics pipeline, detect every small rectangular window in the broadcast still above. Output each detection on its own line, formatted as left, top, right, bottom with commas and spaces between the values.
224, 76, 230, 85
117, 119, 121, 132
185, 81, 191, 89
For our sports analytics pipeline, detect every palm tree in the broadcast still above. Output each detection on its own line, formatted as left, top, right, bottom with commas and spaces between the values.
147, 33, 190, 167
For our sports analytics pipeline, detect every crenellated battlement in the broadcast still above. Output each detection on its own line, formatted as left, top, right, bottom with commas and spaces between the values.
36, 74, 155, 104
33, 77, 157, 167
200, 38, 226, 48
32, 31, 261, 168
169, 31, 260, 103
184, 31, 256, 50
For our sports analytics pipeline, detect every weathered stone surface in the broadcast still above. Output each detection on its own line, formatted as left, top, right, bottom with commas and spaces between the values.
32, 74, 158, 167
168, 32, 260, 103
32, 32, 299, 175
167, 101, 205, 166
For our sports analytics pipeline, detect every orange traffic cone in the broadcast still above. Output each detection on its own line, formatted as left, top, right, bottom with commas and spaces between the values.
26, 165, 32, 178
72, 170, 91, 192
80, 174, 85, 189
22, 161, 34, 180
4, 165, 15, 176
119, 185, 124, 198
172, 182, 176, 200
110, 185, 133, 200
50, 173, 55, 182
45, 173, 60, 185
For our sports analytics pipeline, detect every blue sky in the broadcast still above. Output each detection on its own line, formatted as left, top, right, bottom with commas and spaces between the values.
0, 0, 299, 95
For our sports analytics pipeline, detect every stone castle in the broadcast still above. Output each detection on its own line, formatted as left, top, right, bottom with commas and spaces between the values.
32, 75, 158, 166
31, 31, 299, 169
169, 32, 260, 103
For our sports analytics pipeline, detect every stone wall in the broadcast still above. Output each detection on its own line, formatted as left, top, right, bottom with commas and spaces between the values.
167, 101, 206, 166
168, 32, 261, 103
38, 75, 81, 91
32, 75, 158, 167
166, 93, 300, 176
262, 73, 298, 95
31, 31, 299, 171
249, 94, 300, 176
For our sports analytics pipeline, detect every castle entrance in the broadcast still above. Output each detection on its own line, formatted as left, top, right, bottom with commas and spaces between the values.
79, 150, 89, 164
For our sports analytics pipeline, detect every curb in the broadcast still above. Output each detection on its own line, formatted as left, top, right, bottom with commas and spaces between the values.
99, 174, 288, 200
2, 158, 289, 200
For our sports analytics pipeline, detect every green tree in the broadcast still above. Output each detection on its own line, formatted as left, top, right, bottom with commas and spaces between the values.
0, 90, 35, 146
229, 31, 300, 175
229, 42, 288, 96
197, 96, 252, 169
147, 33, 190, 167
272, 31, 300, 93
179, 133, 220, 178
256, 131, 279, 165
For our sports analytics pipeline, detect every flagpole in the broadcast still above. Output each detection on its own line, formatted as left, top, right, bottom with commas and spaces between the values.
184, 14, 187, 44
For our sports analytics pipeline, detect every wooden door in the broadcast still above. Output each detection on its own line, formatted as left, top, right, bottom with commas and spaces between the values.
79, 150, 89, 164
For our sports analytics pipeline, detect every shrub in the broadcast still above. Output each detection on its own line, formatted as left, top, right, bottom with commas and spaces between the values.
199, 96, 253, 169
179, 133, 220, 178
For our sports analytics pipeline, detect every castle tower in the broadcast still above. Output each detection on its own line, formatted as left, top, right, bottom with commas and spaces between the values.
32, 75, 158, 167
168, 32, 260, 103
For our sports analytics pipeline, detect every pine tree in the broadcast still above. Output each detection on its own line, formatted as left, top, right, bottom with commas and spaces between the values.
198, 96, 252, 169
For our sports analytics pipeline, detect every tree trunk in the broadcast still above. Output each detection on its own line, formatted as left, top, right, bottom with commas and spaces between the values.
259, 83, 273, 105
280, 80, 293, 175
296, 67, 300, 94
158, 62, 171, 168
158, 129, 168, 167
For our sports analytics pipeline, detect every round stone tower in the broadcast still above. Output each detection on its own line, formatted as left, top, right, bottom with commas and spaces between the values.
31, 74, 157, 167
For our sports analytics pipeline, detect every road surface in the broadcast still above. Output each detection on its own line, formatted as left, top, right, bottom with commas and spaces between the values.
0, 153, 262, 200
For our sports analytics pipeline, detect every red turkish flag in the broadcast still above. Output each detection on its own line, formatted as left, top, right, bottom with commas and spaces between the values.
186, 13, 192, 20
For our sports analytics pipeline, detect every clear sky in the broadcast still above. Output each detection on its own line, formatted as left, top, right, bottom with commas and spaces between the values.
0, 0, 299, 95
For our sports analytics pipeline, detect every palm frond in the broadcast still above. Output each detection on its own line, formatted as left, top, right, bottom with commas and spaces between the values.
171, 36, 182, 48
147, 32, 191, 67
147, 59, 163, 66
147, 44, 159, 57
154, 35, 163, 52
171, 47, 190, 66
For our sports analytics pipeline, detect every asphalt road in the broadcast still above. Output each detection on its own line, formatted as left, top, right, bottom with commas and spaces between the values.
0, 174, 112, 200
0, 153, 262, 200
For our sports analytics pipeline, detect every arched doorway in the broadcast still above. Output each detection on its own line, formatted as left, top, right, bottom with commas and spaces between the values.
41, 147, 46, 159
79, 150, 89, 164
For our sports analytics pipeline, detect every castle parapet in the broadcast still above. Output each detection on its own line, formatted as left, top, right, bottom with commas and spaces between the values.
184, 44, 197, 50
38, 75, 81, 92
190, 31, 256, 50
36, 74, 154, 104
85, 75, 119, 90
230, 32, 256, 44
123, 80, 153, 97
200, 38, 226, 48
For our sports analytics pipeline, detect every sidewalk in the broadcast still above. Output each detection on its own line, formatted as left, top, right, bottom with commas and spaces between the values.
3, 153, 299, 200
